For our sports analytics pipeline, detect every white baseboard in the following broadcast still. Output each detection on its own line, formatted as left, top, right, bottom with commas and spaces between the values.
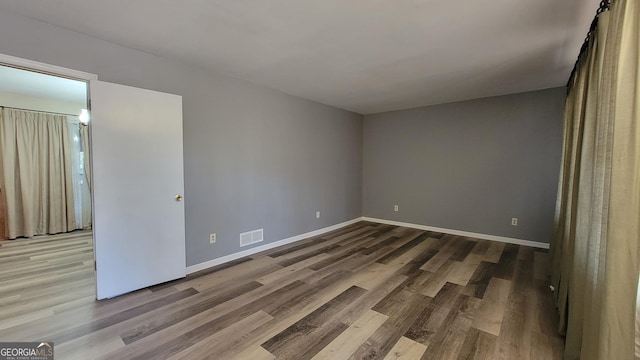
362, 217, 550, 249
187, 215, 550, 274
186, 217, 364, 274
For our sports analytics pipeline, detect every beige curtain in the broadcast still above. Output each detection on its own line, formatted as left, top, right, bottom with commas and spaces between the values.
80, 123, 91, 190
0, 108, 77, 238
81, 124, 91, 228
550, 0, 639, 359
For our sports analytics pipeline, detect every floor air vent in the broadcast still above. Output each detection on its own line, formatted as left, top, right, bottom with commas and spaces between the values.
240, 228, 263, 247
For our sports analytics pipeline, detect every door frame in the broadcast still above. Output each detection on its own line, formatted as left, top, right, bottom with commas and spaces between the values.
0, 53, 99, 298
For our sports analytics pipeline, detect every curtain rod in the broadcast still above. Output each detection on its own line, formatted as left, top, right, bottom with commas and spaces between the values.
566, 0, 611, 89
0, 105, 81, 117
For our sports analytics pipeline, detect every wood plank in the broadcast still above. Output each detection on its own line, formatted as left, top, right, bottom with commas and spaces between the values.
533, 251, 548, 281
493, 244, 519, 280
339, 272, 409, 326
461, 261, 496, 299
277, 244, 341, 267
483, 241, 505, 263
398, 247, 439, 276
446, 253, 483, 286
493, 252, 535, 360
360, 235, 401, 255
165, 310, 274, 360
532, 278, 561, 337
231, 346, 276, 360
470, 239, 491, 256
421, 260, 456, 297
54, 288, 200, 344
351, 290, 431, 359
56, 335, 124, 360
111, 282, 304, 359
376, 231, 427, 264
301, 245, 393, 285
257, 253, 329, 284
420, 295, 482, 359
449, 237, 478, 262
261, 286, 366, 359
383, 336, 427, 360
0, 309, 53, 332
312, 309, 388, 360
211, 275, 366, 358
264, 271, 354, 318
457, 328, 497, 360
173, 255, 280, 292
403, 302, 448, 346
119, 281, 262, 344
420, 246, 453, 273
177, 256, 252, 282
351, 261, 394, 290
471, 277, 511, 336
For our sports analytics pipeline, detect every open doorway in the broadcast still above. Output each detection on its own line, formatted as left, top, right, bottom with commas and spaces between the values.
0, 64, 95, 306
0, 65, 91, 238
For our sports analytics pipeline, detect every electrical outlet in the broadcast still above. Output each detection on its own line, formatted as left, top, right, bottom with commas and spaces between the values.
511, 218, 518, 226
394, 205, 399, 212
316, 211, 321, 219
210, 233, 216, 244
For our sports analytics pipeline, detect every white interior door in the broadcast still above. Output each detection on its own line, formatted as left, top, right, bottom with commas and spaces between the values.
91, 81, 186, 299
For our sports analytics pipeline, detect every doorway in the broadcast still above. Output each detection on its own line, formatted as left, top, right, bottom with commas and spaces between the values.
0, 65, 91, 238
0, 64, 96, 302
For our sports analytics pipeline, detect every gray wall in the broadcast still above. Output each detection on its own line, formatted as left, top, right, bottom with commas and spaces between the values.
0, 11, 363, 266
363, 88, 565, 243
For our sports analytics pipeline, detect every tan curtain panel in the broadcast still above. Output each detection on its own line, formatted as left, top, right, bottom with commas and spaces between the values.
80, 123, 91, 190
0, 108, 77, 238
79, 123, 92, 228
550, 0, 639, 359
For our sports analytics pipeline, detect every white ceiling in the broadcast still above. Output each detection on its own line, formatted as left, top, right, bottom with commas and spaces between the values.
0, 65, 87, 104
0, 0, 598, 114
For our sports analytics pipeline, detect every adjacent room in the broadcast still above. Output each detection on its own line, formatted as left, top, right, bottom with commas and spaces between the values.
0, 66, 91, 241
0, 0, 637, 359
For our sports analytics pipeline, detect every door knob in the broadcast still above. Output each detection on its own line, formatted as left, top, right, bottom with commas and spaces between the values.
175, 194, 183, 201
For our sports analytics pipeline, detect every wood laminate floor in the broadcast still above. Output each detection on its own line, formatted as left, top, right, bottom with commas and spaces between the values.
0, 222, 564, 359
